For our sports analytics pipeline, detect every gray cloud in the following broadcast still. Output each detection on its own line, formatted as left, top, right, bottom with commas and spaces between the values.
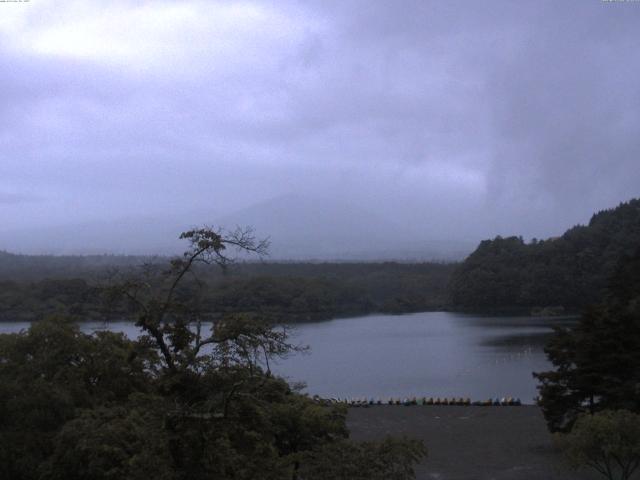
0, 0, 638, 254
0, 191, 40, 205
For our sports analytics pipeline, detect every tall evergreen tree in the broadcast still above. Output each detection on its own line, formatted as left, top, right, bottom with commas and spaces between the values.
451, 198, 640, 312
534, 248, 640, 432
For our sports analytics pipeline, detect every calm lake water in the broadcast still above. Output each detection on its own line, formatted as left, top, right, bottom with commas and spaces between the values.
0, 312, 576, 404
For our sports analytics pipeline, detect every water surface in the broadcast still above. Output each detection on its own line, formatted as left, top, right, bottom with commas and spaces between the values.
274, 312, 576, 403
0, 312, 576, 403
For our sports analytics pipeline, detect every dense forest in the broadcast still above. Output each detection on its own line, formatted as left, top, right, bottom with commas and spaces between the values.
2, 198, 639, 322
449, 198, 640, 313
534, 245, 640, 432
0, 255, 454, 322
0, 251, 148, 281
0, 229, 426, 480
1, 203, 639, 478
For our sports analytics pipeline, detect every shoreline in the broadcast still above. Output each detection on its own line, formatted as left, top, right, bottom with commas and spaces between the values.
347, 406, 598, 480
0, 308, 580, 324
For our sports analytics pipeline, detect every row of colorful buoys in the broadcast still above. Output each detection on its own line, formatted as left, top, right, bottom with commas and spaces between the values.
320, 396, 522, 406
473, 397, 522, 406
419, 397, 472, 406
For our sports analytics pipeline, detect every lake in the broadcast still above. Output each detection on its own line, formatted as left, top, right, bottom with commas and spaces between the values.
0, 312, 576, 404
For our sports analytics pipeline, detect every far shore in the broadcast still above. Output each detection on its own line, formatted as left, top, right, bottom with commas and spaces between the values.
0, 308, 580, 324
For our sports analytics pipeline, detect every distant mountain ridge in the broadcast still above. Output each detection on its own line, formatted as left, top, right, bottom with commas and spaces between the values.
215, 194, 471, 260
0, 194, 473, 261
449, 198, 640, 312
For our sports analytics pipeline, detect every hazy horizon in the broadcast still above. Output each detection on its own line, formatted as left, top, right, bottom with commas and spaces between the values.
1, 1, 639, 258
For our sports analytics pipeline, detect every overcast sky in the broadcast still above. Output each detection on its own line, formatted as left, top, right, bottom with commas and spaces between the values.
1, 0, 639, 255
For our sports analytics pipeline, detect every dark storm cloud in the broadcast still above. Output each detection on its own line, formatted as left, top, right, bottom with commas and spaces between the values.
0, 0, 638, 253
483, 1, 640, 233
320, 0, 640, 234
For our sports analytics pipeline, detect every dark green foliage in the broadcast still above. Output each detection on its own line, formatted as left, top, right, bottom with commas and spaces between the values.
40, 404, 174, 480
0, 317, 425, 480
0, 228, 426, 480
0, 260, 454, 322
450, 199, 640, 312
555, 410, 640, 480
534, 248, 640, 432
0, 318, 156, 480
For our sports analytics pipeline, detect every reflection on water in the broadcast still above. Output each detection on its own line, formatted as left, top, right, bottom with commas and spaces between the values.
482, 332, 553, 348
0, 312, 577, 404
273, 312, 577, 403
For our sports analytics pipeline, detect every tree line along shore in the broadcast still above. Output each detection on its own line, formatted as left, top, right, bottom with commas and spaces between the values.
0, 200, 639, 480
1, 198, 639, 323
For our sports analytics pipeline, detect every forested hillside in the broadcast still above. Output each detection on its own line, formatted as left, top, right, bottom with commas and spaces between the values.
0, 257, 454, 322
0, 251, 148, 281
0, 229, 426, 479
449, 199, 640, 312
3, 198, 638, 320
534, 246, 640, 431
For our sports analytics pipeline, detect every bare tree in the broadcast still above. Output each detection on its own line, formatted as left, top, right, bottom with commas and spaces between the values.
105, 226, 298, 374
